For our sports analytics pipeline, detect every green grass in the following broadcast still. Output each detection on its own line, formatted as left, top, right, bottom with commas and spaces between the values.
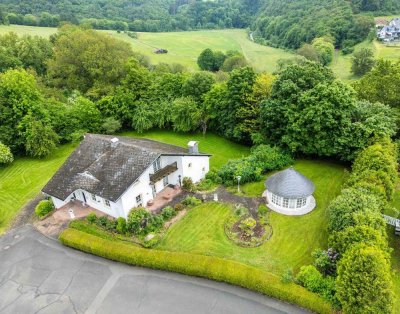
0, 25, 293, 73
121, 129, 250, 169
1, 24, 400, 79
0, 131, 248, 234
157, 159, 346, 275
0, 143, 76, 234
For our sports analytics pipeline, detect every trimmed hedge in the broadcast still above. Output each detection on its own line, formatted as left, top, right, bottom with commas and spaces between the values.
60, 228, 334, 314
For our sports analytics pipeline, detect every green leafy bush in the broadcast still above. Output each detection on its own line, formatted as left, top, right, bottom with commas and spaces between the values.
205, 170, 222, 184
60, 228, 334, 314
182, 196, 202, 208
182, 177, 195, 192
96, 216, 109, 228
218, 145, 292, 185
161, 206, 176, 220
336, 244, 393, 314
0, 142, 13, 164
86, 212, 97, 224
116, 217, 127, 234
258, 204, 268, 216
35, 200, 54, 218
296, 265, 338, 305
127, 207, 150, 234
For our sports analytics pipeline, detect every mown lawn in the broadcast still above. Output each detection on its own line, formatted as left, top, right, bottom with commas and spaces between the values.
0, 131, 248, 234
157, 159, 346, 275
0, 143, 76, 234
121, 129, 250, 169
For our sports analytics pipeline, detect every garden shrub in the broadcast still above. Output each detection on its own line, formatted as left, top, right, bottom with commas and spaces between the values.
96, 216, 109, 228
182, 196, 201, 208
328, 225, 388, 256
127, 207, 150, 234
116, 217, 127, 234
296, 265, 337, 305
205, 169, 222, 184
174, 203, 185, 211
218, 144, 293, 185
336, 244, 393, 314
145, 215, 164, 233
239, 217, 257, 236
182, 177, 195, 192
86, 212, 97, 224
258, 204, 268, 216
312, 249, 339, 276
60, 228, 334, 314
35, 200, 54, 218
0, 142, 13, 164
327, 187, 383, 232
161, 206, 176, 220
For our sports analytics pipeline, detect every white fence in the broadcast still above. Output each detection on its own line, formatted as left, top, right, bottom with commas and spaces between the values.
383, 214, 400, 227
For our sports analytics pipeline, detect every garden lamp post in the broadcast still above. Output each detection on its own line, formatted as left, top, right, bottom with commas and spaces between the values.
237, 176, 242, 193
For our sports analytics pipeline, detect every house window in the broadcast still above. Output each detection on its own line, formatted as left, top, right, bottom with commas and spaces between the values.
202, 167, 205, 171
296, 198, 303, 208
163, 176, 169, 187
136, 194, 143, 207
153, 158, 161, 172
283, 198, 289, 208
188, 163, 192, 168
91, 194, 96, 201
104, 199, 111, 207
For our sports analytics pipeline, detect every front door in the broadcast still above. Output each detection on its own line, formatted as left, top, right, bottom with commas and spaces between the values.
151, 184, 157, 198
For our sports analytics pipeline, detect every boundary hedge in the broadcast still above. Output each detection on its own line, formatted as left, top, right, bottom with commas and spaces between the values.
60, 228, 334, 314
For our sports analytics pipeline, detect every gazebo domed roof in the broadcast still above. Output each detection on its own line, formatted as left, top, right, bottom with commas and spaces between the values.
265, 167, 315, 198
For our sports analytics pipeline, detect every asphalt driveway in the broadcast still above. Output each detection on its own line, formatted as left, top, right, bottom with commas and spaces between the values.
0, 225, 310, 314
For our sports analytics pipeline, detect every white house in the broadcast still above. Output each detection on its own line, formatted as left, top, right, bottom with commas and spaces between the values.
42, 134, 210, 218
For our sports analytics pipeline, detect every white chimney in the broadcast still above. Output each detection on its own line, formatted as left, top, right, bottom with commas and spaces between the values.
188, 141, 199, 154
111, 137, 119, 148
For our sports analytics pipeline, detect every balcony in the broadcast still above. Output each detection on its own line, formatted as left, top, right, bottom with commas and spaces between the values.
149, 162, 178, 184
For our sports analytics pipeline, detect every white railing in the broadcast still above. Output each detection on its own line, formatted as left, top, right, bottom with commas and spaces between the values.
383, 214, 400, 226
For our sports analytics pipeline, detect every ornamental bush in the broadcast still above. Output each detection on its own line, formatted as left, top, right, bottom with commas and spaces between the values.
218, 145, 292, 185
328, 225, 388, 256
182, 196, 201, 208
0, 142, 13, 164
182, 177, 195, 192
126, 207, 150, 234
86, 212, 97, 224
161, 206, 176, 220
116, 217, 127, 234
35, 200, 54, 218
336, 244, 394, 314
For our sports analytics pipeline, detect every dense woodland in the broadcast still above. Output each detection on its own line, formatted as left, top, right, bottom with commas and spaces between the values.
0, 10, 399, 312
0, 0, 399, 50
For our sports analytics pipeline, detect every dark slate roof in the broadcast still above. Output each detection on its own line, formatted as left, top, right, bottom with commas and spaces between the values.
42, 134, 209, 202
265, 167, 315, 198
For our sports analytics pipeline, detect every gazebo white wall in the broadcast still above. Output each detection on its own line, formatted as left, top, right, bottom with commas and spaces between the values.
263, 190, 316, 216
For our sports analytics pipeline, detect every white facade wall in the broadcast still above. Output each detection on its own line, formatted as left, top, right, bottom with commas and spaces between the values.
50, 189, 122, 218
50, 154, 210, 219
181, 156, 209, 183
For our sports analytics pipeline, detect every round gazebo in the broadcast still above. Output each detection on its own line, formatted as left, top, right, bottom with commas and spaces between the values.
263, 167, 316, 216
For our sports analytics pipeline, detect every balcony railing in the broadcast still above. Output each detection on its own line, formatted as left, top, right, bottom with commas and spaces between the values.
149, 162, 178, 184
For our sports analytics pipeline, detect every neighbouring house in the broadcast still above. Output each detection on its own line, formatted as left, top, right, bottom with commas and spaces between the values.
263, 167, 316, 216
377, 18, 400, 42
42, 134, 210, 218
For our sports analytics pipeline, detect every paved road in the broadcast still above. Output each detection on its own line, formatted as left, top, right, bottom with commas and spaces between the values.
0, 226, 310, 314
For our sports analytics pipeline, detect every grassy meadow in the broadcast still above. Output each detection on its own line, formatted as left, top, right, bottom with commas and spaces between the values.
158, 159, 347, 275
0, 131, 249, 234
1, 24, 400, 80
